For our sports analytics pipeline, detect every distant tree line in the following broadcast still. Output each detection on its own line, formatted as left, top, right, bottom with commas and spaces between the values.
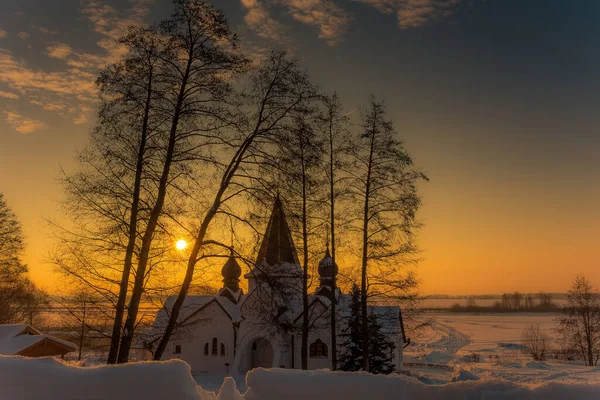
448, 292, 558, 313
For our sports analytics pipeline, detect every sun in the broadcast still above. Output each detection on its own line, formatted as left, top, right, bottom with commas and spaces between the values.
175, 239, 188, 251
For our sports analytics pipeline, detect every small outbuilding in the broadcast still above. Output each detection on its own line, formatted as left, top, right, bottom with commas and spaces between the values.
0, 324, 76, 358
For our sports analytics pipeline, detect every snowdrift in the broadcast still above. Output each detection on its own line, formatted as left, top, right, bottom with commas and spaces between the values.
2, 356, 600, 400
0, 355, 201, 400
243, 368, 600, 400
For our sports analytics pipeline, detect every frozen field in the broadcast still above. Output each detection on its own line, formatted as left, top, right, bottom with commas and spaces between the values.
404, 312, 600, 385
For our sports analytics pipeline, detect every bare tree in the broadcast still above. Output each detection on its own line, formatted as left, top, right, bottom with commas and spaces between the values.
349, 95, 427, 371
97, 25, 168, 365
318, 92, 351, 370
522, 324, 549, 361
557, 276, 600, 366
117, 0, 248, 363
152, 50, 316, 360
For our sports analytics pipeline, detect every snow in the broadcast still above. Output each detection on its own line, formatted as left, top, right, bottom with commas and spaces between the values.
2, 354, 600, 399
0, 355, 200, 400
0, 324, 76, 355
243, 368, 600, 400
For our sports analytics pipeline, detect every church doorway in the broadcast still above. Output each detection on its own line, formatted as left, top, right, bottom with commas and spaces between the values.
250, 338, 273, 369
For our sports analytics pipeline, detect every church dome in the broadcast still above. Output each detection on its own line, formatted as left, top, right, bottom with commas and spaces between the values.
318, 247, 338, 278
222, 253, 242, 282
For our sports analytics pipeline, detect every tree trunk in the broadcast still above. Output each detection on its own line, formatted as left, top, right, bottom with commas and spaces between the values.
107, 70, 153, 364
78, 299, 86, 361
117, 60, 191, 364
301, 153, 309, 370
153, 124, 262, 360
360, 116, 377, 372
328, 110, 337, 371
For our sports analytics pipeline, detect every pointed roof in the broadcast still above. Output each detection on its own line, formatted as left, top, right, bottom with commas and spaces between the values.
255, 196, 300, 266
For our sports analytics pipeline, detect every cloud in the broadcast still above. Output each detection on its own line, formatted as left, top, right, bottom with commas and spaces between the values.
47, 43, 73, 60
30, 100, 66, 111
0, 0, 155, 131
0, 90, 19, 99
17, 31, 30, 40
4, 110, 47, 134
241, 0, 287, 42
73, 114, 89, 124
355, 0, 464, 29
0, 29, 7, 39
278, 0, 352, 45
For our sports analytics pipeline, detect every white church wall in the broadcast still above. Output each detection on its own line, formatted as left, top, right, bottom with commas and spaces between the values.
161, 301, 235, 375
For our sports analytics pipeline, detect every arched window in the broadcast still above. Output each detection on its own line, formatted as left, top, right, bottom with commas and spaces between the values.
309, 339, 328, 358
204, 343, 209, 356
220, 343, 226, 356
212, 338, 218, 355
174, 345, 181, 354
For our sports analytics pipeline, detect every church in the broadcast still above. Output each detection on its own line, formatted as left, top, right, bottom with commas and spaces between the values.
141, 198, 408, 375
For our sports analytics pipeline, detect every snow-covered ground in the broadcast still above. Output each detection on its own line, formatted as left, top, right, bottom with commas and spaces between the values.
3, 356, 600, 400
3, 313, 600, 399
404, 313, 598, 386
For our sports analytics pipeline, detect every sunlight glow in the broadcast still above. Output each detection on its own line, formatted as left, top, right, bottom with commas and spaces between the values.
175, 239, 188, 251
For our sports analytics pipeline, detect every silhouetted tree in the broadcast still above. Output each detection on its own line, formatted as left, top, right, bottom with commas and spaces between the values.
522, 324, 549, 361
118, 0, 248, 363
152, 50, 316, 360
97, 25, 168, 365
349, 95, 426, 370
338, 284, 395, 374
319, 92, 351, 370
0, 194, 46, 325
557, 276, 600, 366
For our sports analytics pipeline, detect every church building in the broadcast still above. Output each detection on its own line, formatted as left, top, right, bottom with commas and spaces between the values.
142, 197, 408, 374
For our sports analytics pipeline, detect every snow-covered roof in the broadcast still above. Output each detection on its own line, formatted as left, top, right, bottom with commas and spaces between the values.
0, 324, 76, 355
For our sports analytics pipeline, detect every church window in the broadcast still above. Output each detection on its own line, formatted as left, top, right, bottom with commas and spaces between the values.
204, 343, 209, 355
174, 344, 181, 354
220, 343, 226, 356
310, 339, 328, 358
212, 338, 218, 355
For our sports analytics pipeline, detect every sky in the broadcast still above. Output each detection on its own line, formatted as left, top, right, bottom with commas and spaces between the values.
0, 0, 599, 295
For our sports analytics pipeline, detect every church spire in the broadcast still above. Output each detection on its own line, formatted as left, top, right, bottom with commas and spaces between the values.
255, 196, 299, 266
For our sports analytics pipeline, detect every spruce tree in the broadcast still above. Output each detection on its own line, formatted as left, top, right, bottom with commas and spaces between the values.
338, 284, 363, 371
368, 311, 396, 374
338, 284, 396, 374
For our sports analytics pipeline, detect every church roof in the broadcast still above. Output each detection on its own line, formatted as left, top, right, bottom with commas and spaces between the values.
255, 196, 300, 267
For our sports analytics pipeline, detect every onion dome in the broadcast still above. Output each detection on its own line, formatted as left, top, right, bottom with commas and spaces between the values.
318, 246, 338, 279
222, 252, 242, 291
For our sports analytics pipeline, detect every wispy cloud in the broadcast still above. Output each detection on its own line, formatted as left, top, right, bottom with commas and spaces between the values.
279, 0, 351, 45
0, 0, 154, 132
0, 29, 7, 39
240, 0, 465, 45
356, 0, 464, 29
47, 43, 73, 60
4, 110, 47, 134
241, 0, 286, 42
0, 90, 19, 99
17, 31, 30, 40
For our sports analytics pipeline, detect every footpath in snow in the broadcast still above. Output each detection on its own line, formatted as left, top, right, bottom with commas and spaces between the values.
2, 355, 600, 400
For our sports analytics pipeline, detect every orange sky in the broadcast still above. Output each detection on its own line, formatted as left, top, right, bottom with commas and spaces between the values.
1, 0, 600, 295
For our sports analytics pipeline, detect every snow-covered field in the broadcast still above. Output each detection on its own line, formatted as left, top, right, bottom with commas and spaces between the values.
2, 313, 600, 399
404, 313, 598, 386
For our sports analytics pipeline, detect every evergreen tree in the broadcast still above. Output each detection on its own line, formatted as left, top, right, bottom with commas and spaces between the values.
338, 284, 396, 374
367, 311, 395, 374
338, 284, 363, 371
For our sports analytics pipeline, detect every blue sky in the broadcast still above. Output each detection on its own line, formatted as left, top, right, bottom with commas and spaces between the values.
1, 0, 599, 294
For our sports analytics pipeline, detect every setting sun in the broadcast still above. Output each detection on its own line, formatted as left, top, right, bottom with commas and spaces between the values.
175, 239, 188, 251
